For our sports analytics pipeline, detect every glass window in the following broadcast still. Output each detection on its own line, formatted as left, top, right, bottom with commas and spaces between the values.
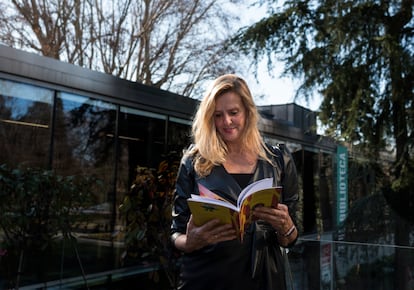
53, 92, 118, 274
301, 148, 320, 234
0, 79, 53, 168
115, 106, 168, 266
53, 92, 117, 176
320, 152, 334, 231
117, 106, 167, 191
167, 117, 191, 153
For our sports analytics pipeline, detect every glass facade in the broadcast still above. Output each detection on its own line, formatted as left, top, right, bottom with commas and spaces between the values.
0, 77, 192, 288
1, 46, 413, 289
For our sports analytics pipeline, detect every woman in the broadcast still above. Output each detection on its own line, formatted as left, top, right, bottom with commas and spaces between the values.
171, 74, 298, 290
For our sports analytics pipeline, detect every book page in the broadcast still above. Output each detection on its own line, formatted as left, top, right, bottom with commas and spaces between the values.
237, 177, 274, 208
198, 183, 231, 203
238, 187, 282, 240
187, 198, 239, 233
188, 194, 238, 211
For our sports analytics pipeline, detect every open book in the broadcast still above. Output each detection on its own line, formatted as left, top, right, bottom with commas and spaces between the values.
187, 177, 281, 241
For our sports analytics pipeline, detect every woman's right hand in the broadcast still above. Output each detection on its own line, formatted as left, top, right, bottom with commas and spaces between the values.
175, 215, 237, 253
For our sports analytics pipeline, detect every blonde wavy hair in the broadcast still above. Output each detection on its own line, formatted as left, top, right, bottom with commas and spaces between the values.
189, 74, 272, 177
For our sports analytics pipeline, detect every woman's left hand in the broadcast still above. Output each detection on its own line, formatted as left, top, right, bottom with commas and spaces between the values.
252, 203, 297, 246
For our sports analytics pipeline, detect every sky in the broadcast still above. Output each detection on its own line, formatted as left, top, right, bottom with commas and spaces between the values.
236, 2, 322, 111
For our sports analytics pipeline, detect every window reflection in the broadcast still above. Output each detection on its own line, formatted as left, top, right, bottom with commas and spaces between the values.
117, 107, 166, 192
167, 117, 191, 153
0, 79, 52, 168
54, 92, 116, 175
320, 152, 333, 231
53, 92, 118, 274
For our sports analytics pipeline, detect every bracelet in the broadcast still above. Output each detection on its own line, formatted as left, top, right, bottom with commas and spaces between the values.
171, 232, 183, 244
277, 224, 296, 237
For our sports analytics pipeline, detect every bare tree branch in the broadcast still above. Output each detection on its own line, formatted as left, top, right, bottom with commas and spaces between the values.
0, 0, 246, 98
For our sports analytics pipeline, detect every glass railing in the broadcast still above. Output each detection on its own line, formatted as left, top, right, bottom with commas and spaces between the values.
2, 231, 413, 289
288, 234, 414, 290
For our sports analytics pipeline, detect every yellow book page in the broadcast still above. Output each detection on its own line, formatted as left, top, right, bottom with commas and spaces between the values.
238, 187, 281, 239
187, 200, 240, 233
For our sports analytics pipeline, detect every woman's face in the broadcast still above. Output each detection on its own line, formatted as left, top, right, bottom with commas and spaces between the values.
214, 91, 247, 146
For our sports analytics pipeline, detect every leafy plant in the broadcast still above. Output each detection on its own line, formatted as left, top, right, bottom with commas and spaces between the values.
118, 152, 181, 287
0, 164, 99, 288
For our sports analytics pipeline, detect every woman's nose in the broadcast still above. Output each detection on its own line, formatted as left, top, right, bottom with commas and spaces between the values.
223, 114, 232, 125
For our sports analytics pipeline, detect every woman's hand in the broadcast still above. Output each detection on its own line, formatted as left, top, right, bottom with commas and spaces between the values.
175, 215, 237, 253
252, 203, 297, 246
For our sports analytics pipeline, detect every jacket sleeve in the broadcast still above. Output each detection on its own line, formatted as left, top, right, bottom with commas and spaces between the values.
280, 145, 299, 227
170, 153, 196, 236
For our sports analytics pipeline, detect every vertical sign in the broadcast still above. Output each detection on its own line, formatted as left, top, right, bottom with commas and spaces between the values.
336, 145, 348, 225
336, 145, 348, 287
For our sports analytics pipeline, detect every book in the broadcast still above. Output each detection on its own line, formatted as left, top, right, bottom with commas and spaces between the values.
187, 177, 281, 241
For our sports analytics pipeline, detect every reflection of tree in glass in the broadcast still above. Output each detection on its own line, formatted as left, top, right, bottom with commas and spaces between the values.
68, 102, 115, 166
53, 96, 116, 176
0, 92, 51, 168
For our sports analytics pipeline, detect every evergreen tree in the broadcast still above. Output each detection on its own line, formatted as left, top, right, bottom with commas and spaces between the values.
234, 1, 413, 288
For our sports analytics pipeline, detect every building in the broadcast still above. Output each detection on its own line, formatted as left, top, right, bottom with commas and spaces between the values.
1, 45, 410, 289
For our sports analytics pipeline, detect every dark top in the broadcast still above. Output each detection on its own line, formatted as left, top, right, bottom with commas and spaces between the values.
171, 144, 299, 290
231, 173, 253, 189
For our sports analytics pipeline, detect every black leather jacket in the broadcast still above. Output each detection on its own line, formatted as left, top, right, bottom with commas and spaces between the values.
171, 144, 299, 290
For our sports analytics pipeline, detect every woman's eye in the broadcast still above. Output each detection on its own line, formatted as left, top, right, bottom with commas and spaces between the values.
230, 110, 238, 116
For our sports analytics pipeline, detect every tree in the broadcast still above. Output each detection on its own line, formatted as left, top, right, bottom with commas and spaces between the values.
0, 0, 244, 97
233, 0, 413, 288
